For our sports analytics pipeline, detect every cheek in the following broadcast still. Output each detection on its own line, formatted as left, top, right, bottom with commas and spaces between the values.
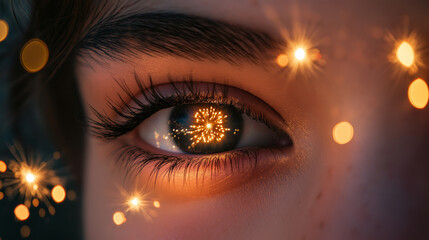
83, 133, 324, 239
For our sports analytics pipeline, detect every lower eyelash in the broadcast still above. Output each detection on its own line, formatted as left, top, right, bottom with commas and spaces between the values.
115, 142, 269, 187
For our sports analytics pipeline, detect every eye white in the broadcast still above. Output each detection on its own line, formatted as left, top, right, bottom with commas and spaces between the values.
137, 106, 280, 153
137, 107, 183, 153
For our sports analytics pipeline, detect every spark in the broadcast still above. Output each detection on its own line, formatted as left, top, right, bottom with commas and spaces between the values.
115, 188, 160, 222
0, 143, 64, 211
396, 41, 414, 67
128, 196, 142, 211
187, 106, 230, 146
294, 48, 307, 60
386, 30, 423, 74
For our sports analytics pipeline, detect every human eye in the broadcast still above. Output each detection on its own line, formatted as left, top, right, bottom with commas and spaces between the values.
88, 75, 293, 194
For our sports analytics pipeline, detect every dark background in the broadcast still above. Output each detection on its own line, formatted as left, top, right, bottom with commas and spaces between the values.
0, 1, 82, 239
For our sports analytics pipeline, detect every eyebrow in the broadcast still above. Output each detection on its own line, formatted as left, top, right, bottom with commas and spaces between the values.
78, 12, 284, 64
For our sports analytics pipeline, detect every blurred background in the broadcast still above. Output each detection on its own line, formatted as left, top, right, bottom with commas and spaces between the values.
0, 1, 82, 239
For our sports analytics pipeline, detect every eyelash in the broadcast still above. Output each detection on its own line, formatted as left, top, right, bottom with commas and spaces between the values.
88, 73, 290, 185
89, 73, 282, 140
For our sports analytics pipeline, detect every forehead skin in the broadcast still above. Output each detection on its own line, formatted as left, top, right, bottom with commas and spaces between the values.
80, 0, 429, 239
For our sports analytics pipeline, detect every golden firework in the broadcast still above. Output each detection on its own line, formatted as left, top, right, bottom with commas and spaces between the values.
187, 106, 230, 146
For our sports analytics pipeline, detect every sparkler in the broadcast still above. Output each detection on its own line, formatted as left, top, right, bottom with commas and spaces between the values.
0, 143, 67, 221
187, 106, 230, 146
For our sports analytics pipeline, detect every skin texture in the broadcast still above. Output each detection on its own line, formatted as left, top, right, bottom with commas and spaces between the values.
78, 0, 429, 239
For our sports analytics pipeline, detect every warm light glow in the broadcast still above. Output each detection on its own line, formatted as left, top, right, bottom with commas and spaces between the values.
188, 106, 230, 146
25, 173, 35, 183
48, 206, 55, 215
408, 78, 429, 109
51, 185, 66, 203
113, 211, 126, 225
20, 225, 31, 238
67, 190, 76, 201
0, 160, 6, 172
20, 39, 49, 73
294, 48, 307, 61
153, 201, 161, 208
276, 54, 289, 67
39, 208, 46, 218
32, 198, 39, 207
0, 19, 8, 42
14, 204, 30, 221
333, 121, 354, 144
127, 196, 143, 211
396, 41, 414, 67
5, 143, 63, 206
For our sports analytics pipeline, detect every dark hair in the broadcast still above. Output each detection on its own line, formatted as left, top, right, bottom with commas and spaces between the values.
10, 1, 96, 185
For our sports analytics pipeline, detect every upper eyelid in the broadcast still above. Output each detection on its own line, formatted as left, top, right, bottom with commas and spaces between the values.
87, 74, 287, 140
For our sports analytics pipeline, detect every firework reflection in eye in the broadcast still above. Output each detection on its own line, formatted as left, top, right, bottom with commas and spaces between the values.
187, 106, 231, 146
0, 143, 64, 210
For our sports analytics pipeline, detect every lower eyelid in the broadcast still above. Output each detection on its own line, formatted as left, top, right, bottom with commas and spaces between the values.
117, 142, 291, 196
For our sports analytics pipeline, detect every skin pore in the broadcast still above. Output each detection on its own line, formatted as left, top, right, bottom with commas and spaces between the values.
77, 0, 429, 239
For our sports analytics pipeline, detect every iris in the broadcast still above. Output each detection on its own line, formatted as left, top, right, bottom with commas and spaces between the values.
169, 104, 243, 154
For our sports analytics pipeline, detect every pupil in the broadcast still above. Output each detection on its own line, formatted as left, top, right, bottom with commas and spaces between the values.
169, 104, 243, 154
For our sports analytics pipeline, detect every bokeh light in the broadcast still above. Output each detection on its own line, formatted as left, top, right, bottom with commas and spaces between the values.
113, 211, 126, 226
0, 191, 4, 200
396, 41, 414, 67
51, 185, 66, 203
14, 204, 30, 221
67, 190, 76, 201
153, 201, 161, 208
38, 208, 46, 218
48, 206, 55, 216
294, 48, 307, 61
32, 198, 39, 207
20, 39, 49, 73
276, 54, 289, 67
333, 121, 354, 145
0, 19, 8, 42
408, 78, 428, 109
0, 160, 6, 172
20, 225, 31, 238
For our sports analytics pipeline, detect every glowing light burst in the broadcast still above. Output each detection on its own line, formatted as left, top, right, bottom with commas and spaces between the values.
262, 6, 324, 78
114, 188, 161, 224
187, 106, 230, 146
0, 144, 64, 211
387, 31, 423, 74
294, 48, 307, 60
396, 41, 414, 67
